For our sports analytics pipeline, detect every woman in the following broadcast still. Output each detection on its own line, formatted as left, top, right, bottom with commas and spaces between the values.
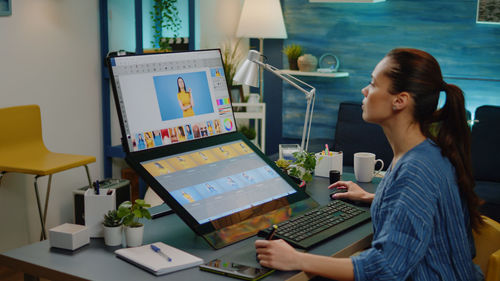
255, 48, 483, 280
177, 77, 195, 117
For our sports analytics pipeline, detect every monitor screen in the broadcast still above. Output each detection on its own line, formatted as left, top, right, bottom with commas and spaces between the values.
141, 140, 297, 225
108, 50, 237, 152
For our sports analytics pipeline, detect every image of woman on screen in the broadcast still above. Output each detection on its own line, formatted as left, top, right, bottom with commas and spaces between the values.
255, 48, 483, 281
177, 77, 195, 117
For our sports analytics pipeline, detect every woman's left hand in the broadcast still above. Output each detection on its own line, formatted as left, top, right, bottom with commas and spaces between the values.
255, 239, 303, 271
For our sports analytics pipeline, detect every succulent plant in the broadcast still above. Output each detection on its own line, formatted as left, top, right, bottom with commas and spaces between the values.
103, 210, 122, 227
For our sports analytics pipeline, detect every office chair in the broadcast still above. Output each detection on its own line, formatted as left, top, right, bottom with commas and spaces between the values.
333, 102, 393, 168
473, 216, 500, 281
471, 105, 500, 222
0, 105, 96, 240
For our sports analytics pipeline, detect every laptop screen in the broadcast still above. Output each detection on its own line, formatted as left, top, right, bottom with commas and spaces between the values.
108, 50, 237, 153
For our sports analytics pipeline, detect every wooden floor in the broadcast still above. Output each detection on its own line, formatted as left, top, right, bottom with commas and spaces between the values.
0, 265, 50, 281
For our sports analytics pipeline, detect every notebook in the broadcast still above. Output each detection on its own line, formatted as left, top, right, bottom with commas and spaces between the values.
107, 49, 367, 250
115, 242, 203, 276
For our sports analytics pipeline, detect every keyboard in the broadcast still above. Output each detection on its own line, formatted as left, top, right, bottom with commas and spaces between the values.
258, 200, 371, 249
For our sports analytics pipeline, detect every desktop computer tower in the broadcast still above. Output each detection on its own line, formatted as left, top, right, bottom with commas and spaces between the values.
73, 179, 130, 225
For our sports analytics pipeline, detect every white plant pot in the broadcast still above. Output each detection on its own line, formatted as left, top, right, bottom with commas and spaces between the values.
125, 225, 144, 247
103, 225, 122, 246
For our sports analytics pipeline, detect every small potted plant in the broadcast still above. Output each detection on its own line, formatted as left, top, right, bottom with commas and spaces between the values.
102, 210, 123, 246
282, 44, 303, 70
289, 151, 319, 183
276, 151, 319, 187
117, 199, 152, 247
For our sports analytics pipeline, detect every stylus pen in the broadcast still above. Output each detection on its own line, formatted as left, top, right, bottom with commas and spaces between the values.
151, 244, 172, 262
266, 225, 278, 240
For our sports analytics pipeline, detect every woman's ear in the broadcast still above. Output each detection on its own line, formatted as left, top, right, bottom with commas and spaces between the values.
392, 91, 411, 111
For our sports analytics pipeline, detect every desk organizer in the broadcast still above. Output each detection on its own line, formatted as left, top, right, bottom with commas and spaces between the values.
84, 188, 116, 238
315, 152, 343, 177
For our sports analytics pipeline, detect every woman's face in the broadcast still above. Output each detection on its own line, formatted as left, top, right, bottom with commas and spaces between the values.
361, 57, 396, 125
178, 78, 185, 90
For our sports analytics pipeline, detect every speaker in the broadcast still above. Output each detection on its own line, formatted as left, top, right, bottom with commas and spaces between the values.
73, 179, 130, 225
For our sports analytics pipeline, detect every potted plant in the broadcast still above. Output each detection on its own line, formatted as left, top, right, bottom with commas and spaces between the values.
117, 199, 152, 247
102, 210, 123, 246
282, 44, 303, 70
150, 0, 182, 51
275, 151, 319, 187
221, 39, 245, 105
239, 125, 256, 141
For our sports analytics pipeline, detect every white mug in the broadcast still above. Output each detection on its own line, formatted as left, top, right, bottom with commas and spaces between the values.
354, 152, 384, 182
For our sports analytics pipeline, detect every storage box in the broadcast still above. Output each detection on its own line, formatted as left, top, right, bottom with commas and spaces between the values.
49, 223, 89, 250
314, 152, 343, 177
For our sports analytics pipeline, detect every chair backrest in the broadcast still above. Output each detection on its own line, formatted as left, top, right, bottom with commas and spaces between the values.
333, 102, 393, 168
0, 105, 46, 153
473, 216, 500, 278
471, 105, 500, 182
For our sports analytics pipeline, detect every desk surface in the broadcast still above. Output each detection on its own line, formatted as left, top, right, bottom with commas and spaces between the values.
0, 173, 379, 281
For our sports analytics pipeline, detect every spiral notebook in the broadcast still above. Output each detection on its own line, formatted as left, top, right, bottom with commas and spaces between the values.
115, 242, 203, 276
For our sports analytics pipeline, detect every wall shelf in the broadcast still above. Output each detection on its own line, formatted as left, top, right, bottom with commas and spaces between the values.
278, 69, 349, 78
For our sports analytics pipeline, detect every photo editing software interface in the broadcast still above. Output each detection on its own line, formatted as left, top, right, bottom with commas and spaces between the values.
109, 50, 237, 152
141, 140, 297, 224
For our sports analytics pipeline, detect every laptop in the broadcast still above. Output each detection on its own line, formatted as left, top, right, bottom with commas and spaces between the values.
107, 49, 369, 249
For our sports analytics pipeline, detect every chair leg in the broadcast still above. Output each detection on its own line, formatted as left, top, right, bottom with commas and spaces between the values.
0, 171, 5, 186
39, 174, 53, 241
84, 164, 93, 188
34, 176, 47, 240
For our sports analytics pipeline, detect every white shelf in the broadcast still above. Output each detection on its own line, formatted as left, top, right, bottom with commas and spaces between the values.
278, 69, 349, 78
232, 103, 266, 152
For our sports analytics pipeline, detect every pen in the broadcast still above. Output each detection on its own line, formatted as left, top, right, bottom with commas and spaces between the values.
266, 224, 278, 240
94, 180, 100, 195
150, 244, 172, 262
325, 144, 329, 156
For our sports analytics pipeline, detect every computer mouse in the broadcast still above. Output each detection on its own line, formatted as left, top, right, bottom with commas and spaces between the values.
329, 188, 347, 200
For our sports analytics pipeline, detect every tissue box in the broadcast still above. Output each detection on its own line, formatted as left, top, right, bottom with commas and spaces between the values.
315, 152, 343, 177
49, 223, 89, 250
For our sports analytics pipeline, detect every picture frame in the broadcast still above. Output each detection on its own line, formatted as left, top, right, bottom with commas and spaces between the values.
477, 0, 500, 24
0, 0, 11, 16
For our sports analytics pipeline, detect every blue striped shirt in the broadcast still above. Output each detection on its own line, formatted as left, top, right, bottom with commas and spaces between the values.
351, 139, 483, 281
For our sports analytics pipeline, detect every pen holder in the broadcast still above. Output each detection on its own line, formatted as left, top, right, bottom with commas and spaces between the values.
84, 188, 116, 238
314, 152, 343, 178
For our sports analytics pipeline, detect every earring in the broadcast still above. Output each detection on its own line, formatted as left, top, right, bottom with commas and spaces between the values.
392, 106, 397, 110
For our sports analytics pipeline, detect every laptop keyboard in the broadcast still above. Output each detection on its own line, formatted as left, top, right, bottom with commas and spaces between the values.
258, 200, 371, 249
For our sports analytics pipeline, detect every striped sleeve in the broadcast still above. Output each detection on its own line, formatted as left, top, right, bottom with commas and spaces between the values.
351, 162, 438, 280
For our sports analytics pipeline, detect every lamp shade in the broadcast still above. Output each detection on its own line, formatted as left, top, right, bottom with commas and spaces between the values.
233, 58, 259, 87
236, 0, 287, 39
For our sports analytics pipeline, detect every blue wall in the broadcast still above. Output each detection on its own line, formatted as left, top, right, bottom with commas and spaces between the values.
278, 0, 500, 140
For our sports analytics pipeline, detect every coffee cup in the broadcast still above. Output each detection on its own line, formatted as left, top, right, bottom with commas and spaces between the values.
353, 152, 384, 182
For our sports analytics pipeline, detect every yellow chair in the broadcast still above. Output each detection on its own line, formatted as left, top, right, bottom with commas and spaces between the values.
0, 105, 95, 240
473, 215, 500, 281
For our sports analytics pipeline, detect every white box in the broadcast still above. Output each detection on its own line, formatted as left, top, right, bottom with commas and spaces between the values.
314, 152, 343, 177
49, 223, 90, 250
84, 188, 116, 238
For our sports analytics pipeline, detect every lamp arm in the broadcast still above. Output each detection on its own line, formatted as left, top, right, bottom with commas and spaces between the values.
254, 60, 316, 151
254, 61, 315, 99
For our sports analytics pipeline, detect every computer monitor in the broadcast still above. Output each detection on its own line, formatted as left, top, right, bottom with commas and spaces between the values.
108, 49, 237, 153
108, 50, 318, 249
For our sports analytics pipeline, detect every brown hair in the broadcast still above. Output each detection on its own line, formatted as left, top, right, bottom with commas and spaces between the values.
384, 48, 482, 230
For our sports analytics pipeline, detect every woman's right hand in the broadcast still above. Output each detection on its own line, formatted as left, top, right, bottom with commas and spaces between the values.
328, 181, 374, 203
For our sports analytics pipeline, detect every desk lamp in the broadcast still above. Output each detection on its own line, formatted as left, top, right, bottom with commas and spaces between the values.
236, 0, 287, 99
234, 50, 316, 152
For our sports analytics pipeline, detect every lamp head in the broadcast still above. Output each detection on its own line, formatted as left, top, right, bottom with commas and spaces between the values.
233, 50, 263, 87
